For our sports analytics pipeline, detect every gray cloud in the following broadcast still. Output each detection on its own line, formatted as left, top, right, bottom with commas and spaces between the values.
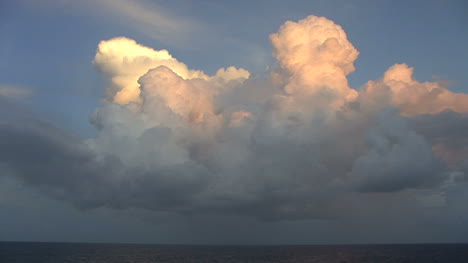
411, 111, 468, 154
1, 15, 468, 225
351, 108, 445, 192
0, 94, 460, 222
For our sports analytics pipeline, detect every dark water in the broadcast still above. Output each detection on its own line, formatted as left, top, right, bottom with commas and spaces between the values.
1, 242, 467, 263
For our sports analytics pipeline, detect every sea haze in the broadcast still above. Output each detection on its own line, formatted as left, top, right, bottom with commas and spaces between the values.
1, 242, 467, 263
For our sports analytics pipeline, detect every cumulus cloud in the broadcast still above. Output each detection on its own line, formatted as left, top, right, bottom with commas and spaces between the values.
351, 109, 445, 192
270, 16, 358, 108
93, 37, 249, 105
1, 15, 468, 221
410, 111, 468, 165
358, 63, 468, 116
93, 37, 206, 104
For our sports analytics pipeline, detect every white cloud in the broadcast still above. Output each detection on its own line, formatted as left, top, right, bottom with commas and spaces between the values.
93, 36, 250, 105
359, 63, 468, 116
2, 15, 468, 223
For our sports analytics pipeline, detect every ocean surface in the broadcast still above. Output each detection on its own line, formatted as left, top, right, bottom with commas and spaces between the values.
1, 242, 467, 263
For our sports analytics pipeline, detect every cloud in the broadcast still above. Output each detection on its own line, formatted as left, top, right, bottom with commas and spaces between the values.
18, 0, 211, 47
1, 15, 468, 222
93, 37, 249, 105
270, 15, 359, 108
0, 85, 31, 99
410, 111, 468, 165
350, 108, 445, 192
95, 0, 207, 45
358, 63, 468, 116
93, 37, 207, 104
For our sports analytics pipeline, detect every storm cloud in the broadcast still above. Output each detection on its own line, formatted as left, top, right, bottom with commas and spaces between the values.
1, 15, 468, 222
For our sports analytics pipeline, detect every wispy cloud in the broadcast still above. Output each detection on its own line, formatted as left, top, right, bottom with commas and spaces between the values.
95, 0, 208, 45
17, 0, 209, 46
0, 85, 32, 99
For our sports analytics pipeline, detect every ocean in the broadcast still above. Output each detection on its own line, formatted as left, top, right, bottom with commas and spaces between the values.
1, 242, 467, 263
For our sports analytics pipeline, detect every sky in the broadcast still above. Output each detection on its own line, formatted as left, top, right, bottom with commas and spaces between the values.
0, 0, 468, 245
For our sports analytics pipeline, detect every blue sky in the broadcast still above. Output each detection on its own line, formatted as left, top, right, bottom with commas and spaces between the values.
1, 0, 468, 244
